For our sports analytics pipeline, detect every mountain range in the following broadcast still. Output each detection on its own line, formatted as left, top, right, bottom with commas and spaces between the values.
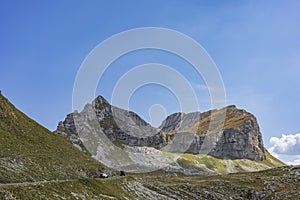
1, 92, 299, 199
55, 95, 284, 174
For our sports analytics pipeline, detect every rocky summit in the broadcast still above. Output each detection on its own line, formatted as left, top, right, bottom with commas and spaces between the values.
56, 96, 267, 163
160, 105, 266, 161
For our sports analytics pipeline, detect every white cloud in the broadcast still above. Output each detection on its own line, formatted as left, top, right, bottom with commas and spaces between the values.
286, 159, 300, 166
268, 147, 300, 166
269, 133, 300, 155
268, 133, 300, 166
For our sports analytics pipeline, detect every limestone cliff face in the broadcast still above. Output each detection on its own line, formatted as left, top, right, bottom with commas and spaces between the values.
55, 96, 169, 154
159, 111, 202, 132
159, 105, 266, 161
55, 96, 266, 161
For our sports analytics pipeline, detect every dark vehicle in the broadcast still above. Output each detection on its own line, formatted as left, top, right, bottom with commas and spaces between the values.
99, 172, 109, 178
119, 170, 126, 176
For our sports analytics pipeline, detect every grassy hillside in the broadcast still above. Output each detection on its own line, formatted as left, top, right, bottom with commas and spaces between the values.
172, 150, 285, 174
0, 93, 107, 183
0, 166, 299, 199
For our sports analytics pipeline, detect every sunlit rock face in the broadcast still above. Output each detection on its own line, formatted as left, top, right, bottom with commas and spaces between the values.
55, 96, 266, 161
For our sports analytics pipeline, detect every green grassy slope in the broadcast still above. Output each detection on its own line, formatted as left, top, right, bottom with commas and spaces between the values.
172, 151, 285, 174
0, 166, 299, 199
0, 93, 107, 183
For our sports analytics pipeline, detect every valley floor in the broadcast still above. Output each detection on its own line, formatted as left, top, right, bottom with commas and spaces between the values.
0, 166, 299, 200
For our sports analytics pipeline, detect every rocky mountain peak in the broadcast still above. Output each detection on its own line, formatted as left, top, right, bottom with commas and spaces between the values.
93, 95, 111, 110
55, 95, 267, 161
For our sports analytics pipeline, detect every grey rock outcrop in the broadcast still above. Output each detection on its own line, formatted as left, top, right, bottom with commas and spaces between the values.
55, 96, 171, 154
55, 96, 266, 161
159, 105, 266, 161
159, 111, 202, 132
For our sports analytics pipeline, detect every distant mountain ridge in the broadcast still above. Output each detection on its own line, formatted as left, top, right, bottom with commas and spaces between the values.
56, 95, 272, 164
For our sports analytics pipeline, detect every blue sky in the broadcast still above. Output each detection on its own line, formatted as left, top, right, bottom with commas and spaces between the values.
1, 1, 300, 164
